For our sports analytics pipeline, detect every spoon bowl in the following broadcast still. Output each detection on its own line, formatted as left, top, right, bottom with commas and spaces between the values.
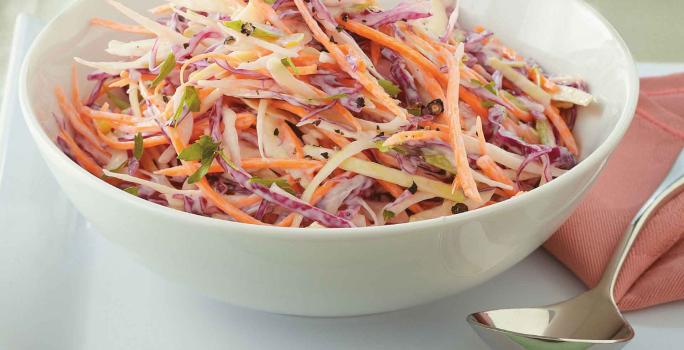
468, 290, 634, 349
468, 149, 684, 349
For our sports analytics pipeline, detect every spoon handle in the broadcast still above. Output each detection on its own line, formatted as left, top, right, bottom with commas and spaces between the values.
597, 149, 684, 300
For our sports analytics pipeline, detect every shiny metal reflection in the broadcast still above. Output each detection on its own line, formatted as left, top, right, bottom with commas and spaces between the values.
468, 149, 684, 350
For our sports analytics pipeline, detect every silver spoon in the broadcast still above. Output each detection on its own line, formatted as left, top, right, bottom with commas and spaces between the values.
468, 148, 684, 350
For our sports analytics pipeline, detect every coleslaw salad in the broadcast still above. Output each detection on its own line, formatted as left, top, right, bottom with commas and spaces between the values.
51, 0, 595, 228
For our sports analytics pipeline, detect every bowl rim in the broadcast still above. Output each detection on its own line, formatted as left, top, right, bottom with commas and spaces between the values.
19, 0, 639, 240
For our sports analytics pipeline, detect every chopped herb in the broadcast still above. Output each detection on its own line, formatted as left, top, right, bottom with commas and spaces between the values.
483, 81, 498, 95
355, 97, 365, 108
426, 99, 444, 115
223, 20, 243, 32
273, 128, 280, 136
178, 135, 217, 161
123, 186, 139, 196
536, 119, 555, 146
451, 203, 469, 214
324, 93, 348, 100
336, 25, 343, 32
470, 79, 483, 86
341, 13, 350, 21
133, 132, 144, 160
224, 20, 278, 41
373, 140, 392, 153
320, 152, 329, 159
501, 90, 528, 111
423, 154, 456, 174
376, 125, 380, 131
263, 0, 276, 4
376, 131, 385, 137
281, 57, 300, 75
106, 91, 130, 110
481, 100, 495, 108
151, 53, 176, 87
109, 159, 129, 173
248, 177, 296, 195
383, 210, 396, 221
407, 105, 423, 116
253, 27, 280, 41
334, 129, 342, 134
407, 181, 418, 194
178, 136, 221, 184
378, 79, 401, 98
172, 86, 201, 125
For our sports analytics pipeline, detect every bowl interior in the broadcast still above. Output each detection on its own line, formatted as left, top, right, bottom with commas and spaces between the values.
21, 0, 637, 233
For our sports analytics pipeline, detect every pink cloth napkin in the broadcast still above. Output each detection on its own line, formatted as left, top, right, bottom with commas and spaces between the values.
545, 73, 684, 311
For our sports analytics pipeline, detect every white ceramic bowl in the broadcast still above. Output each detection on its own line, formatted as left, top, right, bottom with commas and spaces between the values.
20, 0, 637, 316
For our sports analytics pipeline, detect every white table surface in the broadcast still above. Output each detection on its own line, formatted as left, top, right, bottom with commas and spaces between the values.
1, 14, 683, 350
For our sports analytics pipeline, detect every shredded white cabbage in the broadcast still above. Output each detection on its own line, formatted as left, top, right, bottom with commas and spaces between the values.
256, 99, 270, 159
462, 134, 566, 177
488, 57, 552, 106
552, 85, 596, 107
222, 107, 242, 166
169, 0, 240, 15
104, 169, 201, 196
266, 56, 320, 99
74, 56, 149, 75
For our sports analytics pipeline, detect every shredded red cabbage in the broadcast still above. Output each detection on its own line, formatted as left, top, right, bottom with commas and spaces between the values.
381, 48, 420, 106
215, 156, 354, 228
464, 30, 493, 53
351, 1, 432, 27
309, 74, 364, 112
487, 106, 576, 182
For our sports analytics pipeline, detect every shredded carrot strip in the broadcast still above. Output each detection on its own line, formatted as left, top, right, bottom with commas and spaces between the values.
255, 0, 293, 34
443, 46, 481, 202
232, 194, 263, 208
378, 180, 424, 213
279, 120, 304, 158
97, 130, 169, 150
370, 42, 381, 66
529, 68, 560, 93
58, 131, 103, 177
294, 0, 406, 120
340, 19, 447, 86
81, 107, 138, 124
155, 158, 323, 176
276, 180, 339, 226
475, 116, 487, 156
476, 155, 518, 196
197, 179, 265, 225
288, 64, 318, 76
545, 105, 579, 156
459, 86, 489, 119
90, 18, 153, 35
383, 130, 447, 147
500, 94, 533, 122
139, 151, 158, 172
55, 87, 107, 154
